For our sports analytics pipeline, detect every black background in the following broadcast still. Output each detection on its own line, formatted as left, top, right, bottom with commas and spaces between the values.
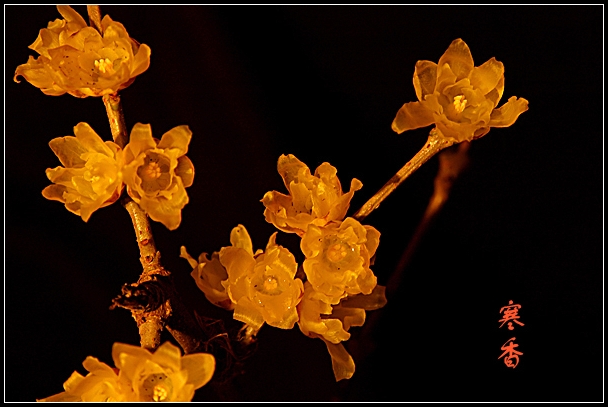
5, 5, 603, 402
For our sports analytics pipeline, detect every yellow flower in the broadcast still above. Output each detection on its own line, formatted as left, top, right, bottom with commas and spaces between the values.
297, 283, 388, 381
219, 225, 304, 331
180, 246, 233, 310
262, 154, 362, 236
122, 123, 194, 230
301, 218, 380, 304
42, 122, 123, 222
38, 356, 125, 402
14, 5, 151, 97
392, 38, 529, 143
38, 342, 215, 402
112, 341, 215, 402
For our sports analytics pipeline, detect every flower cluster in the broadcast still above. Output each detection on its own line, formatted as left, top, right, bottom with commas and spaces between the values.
262, 155, 385, 381
38, 342, 215, 402
392, 38, 528, 142
43, 122, 194, 230
184, 154, 384, 381
14, 6, 151, 97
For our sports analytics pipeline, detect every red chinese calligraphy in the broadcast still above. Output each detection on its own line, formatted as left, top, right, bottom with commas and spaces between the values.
499, 300, 524, 330
498, 337, 523, 368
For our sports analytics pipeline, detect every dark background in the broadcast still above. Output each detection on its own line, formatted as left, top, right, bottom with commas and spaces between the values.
5, 5, 603, 402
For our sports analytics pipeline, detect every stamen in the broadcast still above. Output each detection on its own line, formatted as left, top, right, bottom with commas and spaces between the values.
94, 58, 114, 74
144, 162, 162, 179
152, 385, 169, 402
453, 94, 467, 113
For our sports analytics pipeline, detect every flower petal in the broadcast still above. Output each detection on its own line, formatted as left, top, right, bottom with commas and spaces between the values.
489, 96, 529, 127
181, 353, 216, 389
413, 60, 438, 101
151, 342, 182, 373
48, 136, 88, 168
74, 122, 114, 157
391, 101, 435, 134
229, 224, 254, 256
438, 38, 475, 81
277, 154, 308, 189
234, 298, 265, 330
127, 123, 156, 160
56, 5, 87, 32
321, 339, 355, 381
339, 285, 387, 310
470, 57, 504, 96
157, 125, 192, 156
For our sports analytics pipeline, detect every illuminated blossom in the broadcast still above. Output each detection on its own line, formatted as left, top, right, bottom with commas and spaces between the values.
112, 341, 215, 402
180, 247, 233, 310
262, 154, 362, 236
14, 5, 151, 97
219, 225, 304, 331
38, 342, 215, 402
122, 123, 194, 230
297, 283, 387, 381
392, 38, 528, 143
301, 218, 380, 304
42, 122, 123, 222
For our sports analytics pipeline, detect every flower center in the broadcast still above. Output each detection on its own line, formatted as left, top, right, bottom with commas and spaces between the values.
453, 94, 467, 113
143, 161, 162, 180
94, 58, 114, 74
263, 276, 279, 292
153, 385, 169, 402
326, 243, 349, 263
140, 373, 173, 402
137, 153, 172, 194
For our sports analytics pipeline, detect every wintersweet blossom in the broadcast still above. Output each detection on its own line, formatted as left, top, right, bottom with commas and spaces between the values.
392, 38, 528, 143
219, 225, 304, 330
14, 5, 151, 97
262, 154, 362, 236
42, 122, 123, 222
38, 342, 215, 402
112, 341, 215, 402
301, 218, 380, 304
122, 123, 194, 230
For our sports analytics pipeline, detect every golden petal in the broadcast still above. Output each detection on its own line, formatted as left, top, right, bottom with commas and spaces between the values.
175, 155, 195, 188
49, 136, 88, 168
151, 342, 182, 373
131, 43, 152, 78
127, 123, 156, 159
181, 353, 216, 389
321, 339, 355, 381
233, 298, 265, 330
391, 101, 435, 134
339, 285, 387, 310
157, 125, 192, 155
489, 96, 529, 127
42, 184, 68, 203
229, 224, 254, 256
74, 122, 114, 156
438, 38, 475, 81
470, 57, 505, 96
413, 60, 438, 101
56, 5, 88, 31
277, 154, 308, 188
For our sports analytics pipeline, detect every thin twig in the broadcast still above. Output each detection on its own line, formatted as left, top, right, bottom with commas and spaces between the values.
102, 93, 128, 148
352, 127, 454, 222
